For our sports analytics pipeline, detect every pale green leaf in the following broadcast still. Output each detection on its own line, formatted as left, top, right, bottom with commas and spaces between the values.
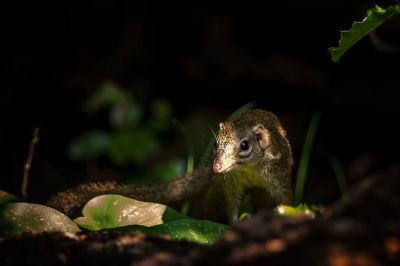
74, 195, 185, 231
0, 203, 79, 235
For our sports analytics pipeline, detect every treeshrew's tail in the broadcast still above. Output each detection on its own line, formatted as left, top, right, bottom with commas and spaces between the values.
46, 168, 211, 218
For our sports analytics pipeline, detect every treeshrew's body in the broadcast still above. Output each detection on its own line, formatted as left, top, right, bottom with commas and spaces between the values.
204, 109, 293, 223
47, 109, 293, 225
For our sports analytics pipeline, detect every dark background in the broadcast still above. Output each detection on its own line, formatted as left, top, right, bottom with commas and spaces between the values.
1, 1, 399, 205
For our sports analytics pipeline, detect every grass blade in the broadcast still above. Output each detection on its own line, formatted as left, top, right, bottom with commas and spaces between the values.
172, 119, 194, 215
327, 152, 348, 196
294, 111, 321, 205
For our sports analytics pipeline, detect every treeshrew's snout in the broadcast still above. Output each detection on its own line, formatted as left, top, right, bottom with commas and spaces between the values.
213, 161, 223, 173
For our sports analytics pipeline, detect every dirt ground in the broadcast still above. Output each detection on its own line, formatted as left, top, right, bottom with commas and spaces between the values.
1, 166, 399, 265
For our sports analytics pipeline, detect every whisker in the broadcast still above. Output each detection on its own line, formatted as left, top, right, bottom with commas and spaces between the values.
208, 125, 217, 140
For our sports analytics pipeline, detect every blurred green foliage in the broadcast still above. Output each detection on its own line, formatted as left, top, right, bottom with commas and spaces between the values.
67, 81, 184, 184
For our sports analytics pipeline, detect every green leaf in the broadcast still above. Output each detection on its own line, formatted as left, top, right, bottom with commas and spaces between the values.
74, 195, 185, 231
107, 130, 158, 165
67, 130, 109, 160
274, 204, 323, 219
161, 206, 188, 222
74, 195, 228, 244
0, 190, 19, 206
120, 219, 230, 245
329, 4, 400, 62
0, 203, 80, 235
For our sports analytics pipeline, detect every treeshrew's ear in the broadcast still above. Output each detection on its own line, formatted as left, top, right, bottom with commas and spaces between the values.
219, 123, 225, 130
253, 124, 270, 150
278, 126, 286, 138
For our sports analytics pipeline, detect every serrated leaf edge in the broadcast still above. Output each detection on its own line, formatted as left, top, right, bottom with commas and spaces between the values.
329, 4, 400, 62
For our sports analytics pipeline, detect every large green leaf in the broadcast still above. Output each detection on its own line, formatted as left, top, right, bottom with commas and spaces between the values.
74, 195, 229, 244
329, 4, 400, 62
0, 203, 79, 235
123, 219, 230, 245
74, 195, 186, 231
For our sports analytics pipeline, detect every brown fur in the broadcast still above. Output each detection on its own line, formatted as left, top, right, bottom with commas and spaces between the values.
206, 109, 293, 223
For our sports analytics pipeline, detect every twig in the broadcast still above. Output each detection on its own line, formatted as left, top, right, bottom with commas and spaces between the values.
21, 127, 40, 199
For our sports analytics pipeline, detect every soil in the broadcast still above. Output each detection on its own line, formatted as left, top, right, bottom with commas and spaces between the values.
1, 166, 399, 265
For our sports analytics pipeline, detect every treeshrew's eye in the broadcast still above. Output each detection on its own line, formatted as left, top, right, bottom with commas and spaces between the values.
240, 140, 250, 151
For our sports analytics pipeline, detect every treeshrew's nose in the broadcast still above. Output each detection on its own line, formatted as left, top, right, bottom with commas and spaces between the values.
213, 162, 222, 173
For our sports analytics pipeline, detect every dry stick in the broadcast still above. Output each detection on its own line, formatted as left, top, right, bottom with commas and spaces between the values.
21, 128, 40, 199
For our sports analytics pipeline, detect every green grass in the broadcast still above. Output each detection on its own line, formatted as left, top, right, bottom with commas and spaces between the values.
294, 111, 321, 205
327, 152, 348, 196
172, 119, 195, 215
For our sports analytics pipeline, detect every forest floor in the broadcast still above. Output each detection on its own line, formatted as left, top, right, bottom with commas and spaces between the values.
1, 166, 400, 265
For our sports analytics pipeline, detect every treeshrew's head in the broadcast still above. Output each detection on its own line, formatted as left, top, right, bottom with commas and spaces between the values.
212, 110, 291, 174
